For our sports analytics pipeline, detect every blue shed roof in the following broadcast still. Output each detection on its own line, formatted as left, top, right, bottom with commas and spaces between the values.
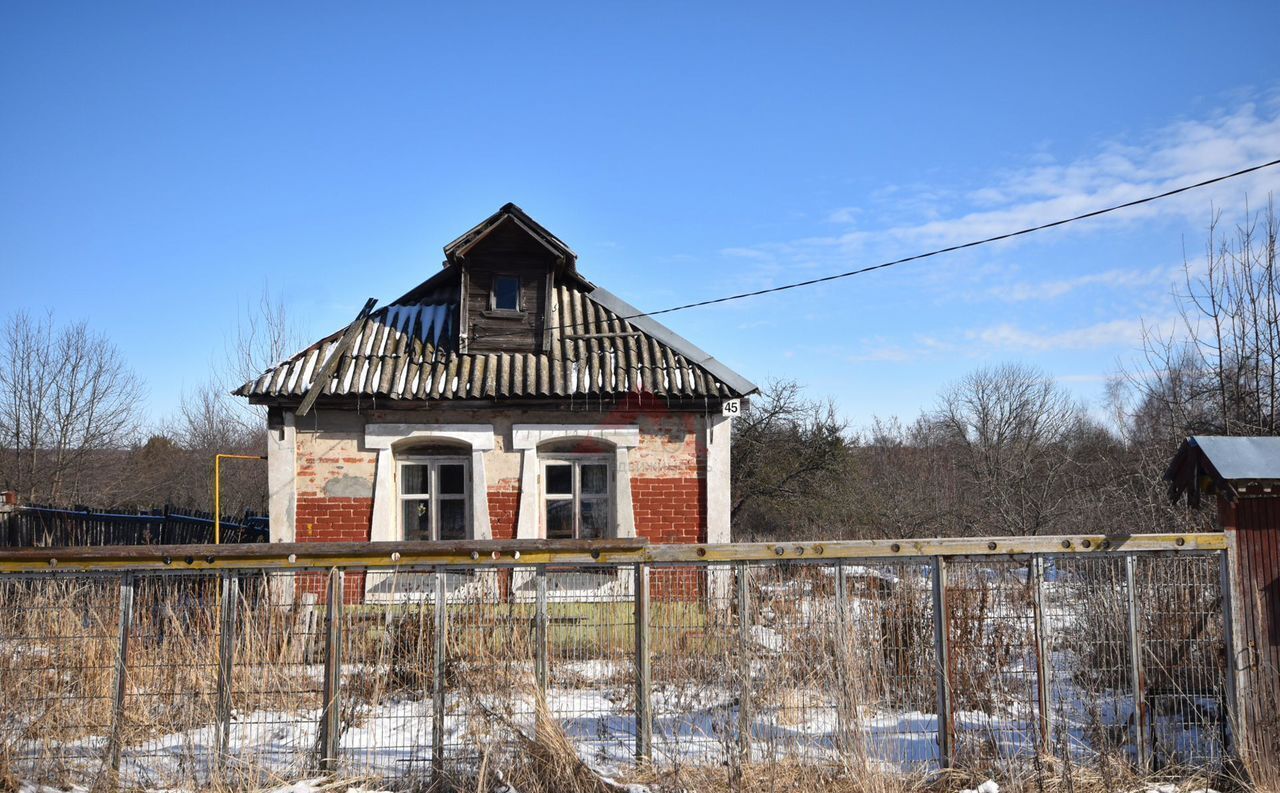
1165, 435, 1280, 505
1181, 436, 1280, 480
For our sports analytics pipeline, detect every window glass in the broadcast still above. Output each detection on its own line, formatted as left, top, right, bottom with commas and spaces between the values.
541, 456, 611, 540
438, 500, 466, 541
493, 275, 520, 311
401, 464, 430, 495
580, 500, 607, 540
398, 457, 468, 542
546, 463, 572, 495
402, 500, 431, 541
439, 464, 465, 495
581, 464, 608, 495
546, 500, 574, 539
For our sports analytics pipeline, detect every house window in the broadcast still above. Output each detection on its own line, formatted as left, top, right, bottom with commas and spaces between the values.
542, 456, 611, 539
398, 456, 470, 541
492, 275, 521, 311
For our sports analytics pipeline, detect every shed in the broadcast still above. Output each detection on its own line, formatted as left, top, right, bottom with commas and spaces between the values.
1166, 435, 1280, 740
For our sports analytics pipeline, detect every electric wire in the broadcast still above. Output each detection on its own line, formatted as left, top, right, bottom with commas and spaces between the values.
467, 157, 1280, 342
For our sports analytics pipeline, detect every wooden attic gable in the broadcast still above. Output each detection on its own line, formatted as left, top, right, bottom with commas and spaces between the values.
444, 203, 580, 355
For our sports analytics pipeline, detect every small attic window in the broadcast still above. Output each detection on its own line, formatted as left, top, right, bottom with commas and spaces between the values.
492, 275, 521, 311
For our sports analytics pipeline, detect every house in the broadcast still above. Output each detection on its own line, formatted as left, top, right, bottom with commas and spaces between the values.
235, 204, 757, 573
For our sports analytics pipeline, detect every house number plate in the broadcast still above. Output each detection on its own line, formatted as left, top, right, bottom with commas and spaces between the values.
721, 399, 741, 417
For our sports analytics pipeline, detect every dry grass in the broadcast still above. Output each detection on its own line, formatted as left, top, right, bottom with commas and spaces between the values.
0, 561, 1244, 792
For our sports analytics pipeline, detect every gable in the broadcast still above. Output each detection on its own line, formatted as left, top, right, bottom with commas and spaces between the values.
457, 218, 558, 355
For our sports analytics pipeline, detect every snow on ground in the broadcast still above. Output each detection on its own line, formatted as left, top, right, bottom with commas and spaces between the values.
10, 654, 1224, 788
9, 568, 1226, 790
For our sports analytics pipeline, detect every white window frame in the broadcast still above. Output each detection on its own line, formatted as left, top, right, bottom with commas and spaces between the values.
397, 455, 471, 542
511, 425, 638, 542
366, 424, 495, 545
540, 453, 613, 540
364, 424, 497, 604
510, 425, 639, 603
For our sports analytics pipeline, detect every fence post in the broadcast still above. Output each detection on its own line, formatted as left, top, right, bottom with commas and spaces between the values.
1220, 536, 1244, 757
931, 556, 954, 769
1125, 553, 1150, 770
107, 575, 135, 775
1030, 555, 1052, 758
216, 572, 239, 763
736, 562, 752, 768
833, 562, 853, 759
634, 563, 652, 765
317, 568, 343, 772
432, 566, 447, 781
535, 565, 548, 696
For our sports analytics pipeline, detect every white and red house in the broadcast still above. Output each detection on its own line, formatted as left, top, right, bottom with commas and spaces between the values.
236, 204, 756, 589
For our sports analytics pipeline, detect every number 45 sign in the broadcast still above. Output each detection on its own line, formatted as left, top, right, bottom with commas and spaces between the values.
721, 399, 741, 417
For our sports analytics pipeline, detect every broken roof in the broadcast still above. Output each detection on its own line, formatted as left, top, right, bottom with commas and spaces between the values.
235, 206, 757, 405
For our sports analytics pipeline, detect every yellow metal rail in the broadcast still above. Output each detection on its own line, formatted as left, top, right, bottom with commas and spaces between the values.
0, 533, 1226, 574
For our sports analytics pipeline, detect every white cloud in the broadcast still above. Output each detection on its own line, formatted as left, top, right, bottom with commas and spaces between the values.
845, 334, 957, 363
826, 207, 862, 224
846, 344, 912, 363
965, 318, 1149, 352
728, 95, 1280, 267
987, 265, 1179, 302
1057, 373, 1110, 384
873, 101, 1280, 249
720, 247, 774, 261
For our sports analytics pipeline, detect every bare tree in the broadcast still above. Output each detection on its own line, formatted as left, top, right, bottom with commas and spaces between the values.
152, 286, 299, 515
0, 312, 53, 500
853, 415, 967, 538
932, 363, 1091, 536
0, 311, 144, 503
1135, 197, 1280, 438
223, 286, 301, 431
730, 379, 850, 538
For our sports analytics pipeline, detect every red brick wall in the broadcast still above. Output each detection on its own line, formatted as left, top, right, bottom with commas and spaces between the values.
631, 477, 706, 544
295, 496, 373, 543
488, 483, 520, 541
294, 496, 373, 601
650, 566, 706, 602
296, 570, 368, 604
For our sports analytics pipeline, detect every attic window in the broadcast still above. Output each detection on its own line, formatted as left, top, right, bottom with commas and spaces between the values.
492, 275, 521, 311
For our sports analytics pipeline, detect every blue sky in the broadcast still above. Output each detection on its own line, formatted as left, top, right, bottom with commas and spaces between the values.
3, 2, 1280, 427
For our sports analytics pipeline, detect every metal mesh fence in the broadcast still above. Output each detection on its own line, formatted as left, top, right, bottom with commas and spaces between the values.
0, 548, 1232, 789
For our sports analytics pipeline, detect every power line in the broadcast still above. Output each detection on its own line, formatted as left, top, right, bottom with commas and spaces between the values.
467, 157, 1280, 341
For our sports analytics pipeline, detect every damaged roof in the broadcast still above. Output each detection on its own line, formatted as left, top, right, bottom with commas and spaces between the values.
236, 207, 756, 404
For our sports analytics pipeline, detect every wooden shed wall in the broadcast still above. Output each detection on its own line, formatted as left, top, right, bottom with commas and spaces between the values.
1225, 497, 1280, 725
